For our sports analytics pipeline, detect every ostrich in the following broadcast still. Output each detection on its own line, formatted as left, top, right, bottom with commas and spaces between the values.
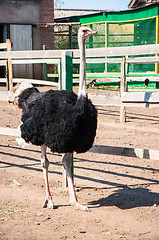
17, 27, 97, 211
87, 79, 96, 88
144, 78, 149, 88
13, 81, 33, 106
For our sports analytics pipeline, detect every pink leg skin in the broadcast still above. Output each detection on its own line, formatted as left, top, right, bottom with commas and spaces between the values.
41, 144, 54, 209
62, 152, 90, 211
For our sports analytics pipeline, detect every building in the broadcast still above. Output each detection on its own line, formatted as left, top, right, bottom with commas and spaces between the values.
55, 3, 159, 78
128, 0, 159, 9
54, 8, 102, 50
0, 0, 54, 79
54, 8, 102, 19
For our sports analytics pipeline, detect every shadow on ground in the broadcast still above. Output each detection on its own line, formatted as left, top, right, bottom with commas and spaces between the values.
88, 187, 159, 209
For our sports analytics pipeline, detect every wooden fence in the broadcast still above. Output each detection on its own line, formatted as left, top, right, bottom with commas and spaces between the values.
1, 43, 159, 183
1, 43, 159, 119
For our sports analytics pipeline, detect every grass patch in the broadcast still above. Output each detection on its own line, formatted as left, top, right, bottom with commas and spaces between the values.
0, 205, 23, 220
93, 85, 119, 91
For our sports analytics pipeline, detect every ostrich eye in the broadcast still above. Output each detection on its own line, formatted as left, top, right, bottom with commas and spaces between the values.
83, 30, 87, 33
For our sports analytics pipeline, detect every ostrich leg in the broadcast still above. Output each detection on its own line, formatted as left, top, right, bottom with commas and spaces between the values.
41, 144, 54, 209
62, 152, 90, 211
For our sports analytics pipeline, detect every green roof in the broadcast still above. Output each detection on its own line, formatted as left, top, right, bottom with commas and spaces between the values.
59, 3, 159, 24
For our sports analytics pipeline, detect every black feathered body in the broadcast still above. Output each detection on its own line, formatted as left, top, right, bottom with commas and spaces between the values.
18, 88, 97, 154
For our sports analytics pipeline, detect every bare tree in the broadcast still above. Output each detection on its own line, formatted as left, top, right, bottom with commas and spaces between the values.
55, 0, 64, 8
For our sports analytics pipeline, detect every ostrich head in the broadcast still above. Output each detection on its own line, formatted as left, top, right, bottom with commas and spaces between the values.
78, 27, 97, 44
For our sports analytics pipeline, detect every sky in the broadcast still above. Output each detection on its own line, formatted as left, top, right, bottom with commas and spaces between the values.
62, 0, 131, 11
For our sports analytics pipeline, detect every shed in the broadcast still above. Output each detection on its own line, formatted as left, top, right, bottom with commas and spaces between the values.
54, 8, 102, 50
55, 3, 159, 78
0, 0, 54, 80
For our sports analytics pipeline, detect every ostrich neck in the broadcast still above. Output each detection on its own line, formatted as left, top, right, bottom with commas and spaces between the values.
78, 38, 87, 99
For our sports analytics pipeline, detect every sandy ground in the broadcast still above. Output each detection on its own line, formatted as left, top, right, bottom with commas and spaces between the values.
0, 86, 159, 240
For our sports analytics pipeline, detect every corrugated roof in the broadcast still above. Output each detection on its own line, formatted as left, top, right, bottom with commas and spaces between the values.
128, 0, 159, 9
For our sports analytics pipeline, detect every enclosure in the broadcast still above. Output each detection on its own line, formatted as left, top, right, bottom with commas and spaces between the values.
55, 3, 159, 80
0, 8, 159, 238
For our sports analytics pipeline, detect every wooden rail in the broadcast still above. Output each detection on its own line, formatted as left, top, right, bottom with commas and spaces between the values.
74, 44, 159, 58
89, 145, 159, 161
1, 43, 159, 60
0, 39, 13, 91
74, 56, 159, 64
0, 49, 63, 59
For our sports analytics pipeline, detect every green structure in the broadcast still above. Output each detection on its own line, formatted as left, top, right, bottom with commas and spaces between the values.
55, 4, 159, 79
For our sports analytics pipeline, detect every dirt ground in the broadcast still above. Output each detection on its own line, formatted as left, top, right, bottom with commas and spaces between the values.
0, 85, 159, 240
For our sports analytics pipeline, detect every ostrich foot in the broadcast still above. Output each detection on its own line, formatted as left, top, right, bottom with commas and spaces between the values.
42, 197, 54, 209
72, 202, 90, 212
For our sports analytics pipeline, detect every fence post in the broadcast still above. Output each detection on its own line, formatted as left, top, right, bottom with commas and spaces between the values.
42, 45, 47, 81
120, 58, 127, 123
6, 39, 13, 92
61, 51, 73, 91
61, 51, 74, 188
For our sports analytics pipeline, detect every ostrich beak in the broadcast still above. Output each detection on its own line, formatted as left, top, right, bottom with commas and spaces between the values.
87, 30, 97, 36
86, 29, 97, 37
